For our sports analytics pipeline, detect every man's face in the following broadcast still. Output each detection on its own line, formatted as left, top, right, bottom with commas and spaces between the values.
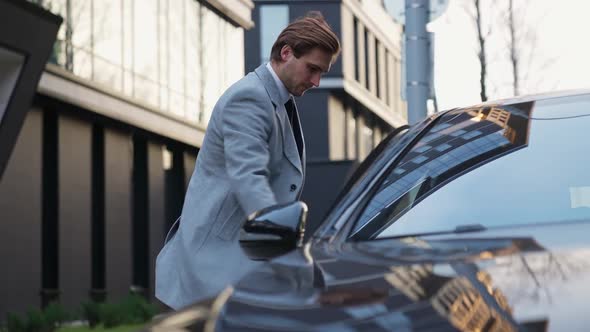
277, 46, 333, 97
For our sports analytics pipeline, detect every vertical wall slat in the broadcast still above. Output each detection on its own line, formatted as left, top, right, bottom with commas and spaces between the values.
147, 142, 165, 300
104, 128, 133, 300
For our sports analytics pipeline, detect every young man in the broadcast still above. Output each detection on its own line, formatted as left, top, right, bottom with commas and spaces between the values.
156, 12, 340, 310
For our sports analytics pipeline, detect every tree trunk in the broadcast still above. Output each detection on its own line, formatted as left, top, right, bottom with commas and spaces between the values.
475, 0, 488, 102
508, 0, 519, 96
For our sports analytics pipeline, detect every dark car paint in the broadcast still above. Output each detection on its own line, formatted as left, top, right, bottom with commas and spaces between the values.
148, 220, 590, 331
145, 91, 590, 332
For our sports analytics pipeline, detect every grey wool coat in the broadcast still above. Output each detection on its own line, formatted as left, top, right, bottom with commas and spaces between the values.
155, 64, 306, 309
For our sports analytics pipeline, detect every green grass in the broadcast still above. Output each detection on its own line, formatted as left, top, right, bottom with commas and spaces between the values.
56, 324, 145, 332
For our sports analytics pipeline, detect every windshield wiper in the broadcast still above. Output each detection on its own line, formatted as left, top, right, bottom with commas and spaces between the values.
379, 223, 487, 240
453, 223, 486, 233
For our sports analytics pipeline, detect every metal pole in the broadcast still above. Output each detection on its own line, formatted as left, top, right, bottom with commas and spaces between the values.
405, 0, 429, 124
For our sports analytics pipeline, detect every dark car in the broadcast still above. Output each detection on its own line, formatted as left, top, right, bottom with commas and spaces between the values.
144, 91, 590, 331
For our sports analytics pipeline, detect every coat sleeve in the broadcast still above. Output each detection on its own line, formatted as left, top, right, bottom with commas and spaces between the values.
221, 92, 278, 217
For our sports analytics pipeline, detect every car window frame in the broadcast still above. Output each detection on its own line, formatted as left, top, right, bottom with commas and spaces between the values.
309, 127, 409, 241
312, 111, 447, 244
325, 124, 410, 211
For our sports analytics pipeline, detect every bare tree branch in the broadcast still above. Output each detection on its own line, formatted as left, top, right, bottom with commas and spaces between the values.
474, 0, 488, 101
508, 0, 519, 96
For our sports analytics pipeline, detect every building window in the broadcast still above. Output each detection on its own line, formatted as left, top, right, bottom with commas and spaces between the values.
390, 54, 399, 112
353, 16, 360, 82
347, 109, 357, 160
372, 124, 380, 147
355, 19, 367, 88
361, 121, 373, 159
384, 50, 390, 106
133, 0, 159, 108
31, 0, 245, 127
375, 39, 381, 99
201, 6, 244, 123
328, 96, 346, 161
364, 28, 370, 90
259, 5, 289, 65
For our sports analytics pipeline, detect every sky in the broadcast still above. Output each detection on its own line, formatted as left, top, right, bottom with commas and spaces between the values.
425, 0, 590, 110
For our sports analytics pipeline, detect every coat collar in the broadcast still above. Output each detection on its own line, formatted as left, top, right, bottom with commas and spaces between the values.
265, 62, 291, 105
255, 63, 283, 108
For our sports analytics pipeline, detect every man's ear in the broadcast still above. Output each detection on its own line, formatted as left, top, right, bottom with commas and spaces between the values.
280, 45, 293, 61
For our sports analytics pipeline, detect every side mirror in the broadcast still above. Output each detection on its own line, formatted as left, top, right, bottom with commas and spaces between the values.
239, 201, 308, 261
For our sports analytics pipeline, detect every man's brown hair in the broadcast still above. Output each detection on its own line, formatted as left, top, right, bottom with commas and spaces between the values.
270, 11, 341, 63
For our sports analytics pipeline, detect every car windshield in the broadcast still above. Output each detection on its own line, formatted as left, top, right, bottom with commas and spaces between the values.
350, 96, 590, 240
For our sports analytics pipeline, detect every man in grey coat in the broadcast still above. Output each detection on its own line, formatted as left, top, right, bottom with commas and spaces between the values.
155, 12, 341, 310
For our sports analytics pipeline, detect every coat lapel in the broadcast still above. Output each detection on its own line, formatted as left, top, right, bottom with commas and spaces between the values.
276, 107, 303, 174
254, 64, 303, 175
290, 99, 306, 176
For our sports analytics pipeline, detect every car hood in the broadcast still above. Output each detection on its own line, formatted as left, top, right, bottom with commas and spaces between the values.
151, 221, 590, 331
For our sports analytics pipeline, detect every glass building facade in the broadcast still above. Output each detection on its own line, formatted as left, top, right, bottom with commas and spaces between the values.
0, 0, 253, 319
32, 0, 245, 125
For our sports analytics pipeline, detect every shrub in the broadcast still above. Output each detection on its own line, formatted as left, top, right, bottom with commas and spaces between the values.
118, 295, 158, 324
5, 313, 26, 332
23, 310, 48, 332
80, 302, 101, 328
4, 303, 70, 332
4, 294, 158, 331
98, 302, 125, 329
43, 303, 70, 327
80, 294, 158, 328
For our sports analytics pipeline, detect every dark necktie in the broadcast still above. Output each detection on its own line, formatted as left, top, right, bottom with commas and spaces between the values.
285, 98, 303, 161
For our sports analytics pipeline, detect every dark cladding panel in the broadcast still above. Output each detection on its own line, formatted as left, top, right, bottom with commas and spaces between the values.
301, 159, 358, 237
132, 137, 149, 294
296, 90, 329, 160
147, 142, 165, 300
104, 128, 133, 300
244, 5, 261, 73
58, 115, 92, 310
183, 150, 197, 191
0, 108, 42, 318
165, 147, 185, 229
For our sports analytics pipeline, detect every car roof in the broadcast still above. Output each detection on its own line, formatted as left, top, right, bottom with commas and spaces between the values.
445, 89, 589, 109
439, 89, 590, 119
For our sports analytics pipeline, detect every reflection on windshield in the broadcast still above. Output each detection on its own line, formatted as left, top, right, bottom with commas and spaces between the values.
352, 103, 532, 240
353, 236, 553, 331
386, 265, 518, 331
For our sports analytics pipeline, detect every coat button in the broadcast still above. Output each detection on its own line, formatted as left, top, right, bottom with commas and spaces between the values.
290, 184, 297, 192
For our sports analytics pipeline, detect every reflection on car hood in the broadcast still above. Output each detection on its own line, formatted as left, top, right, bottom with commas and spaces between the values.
152, 221, 590, 331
